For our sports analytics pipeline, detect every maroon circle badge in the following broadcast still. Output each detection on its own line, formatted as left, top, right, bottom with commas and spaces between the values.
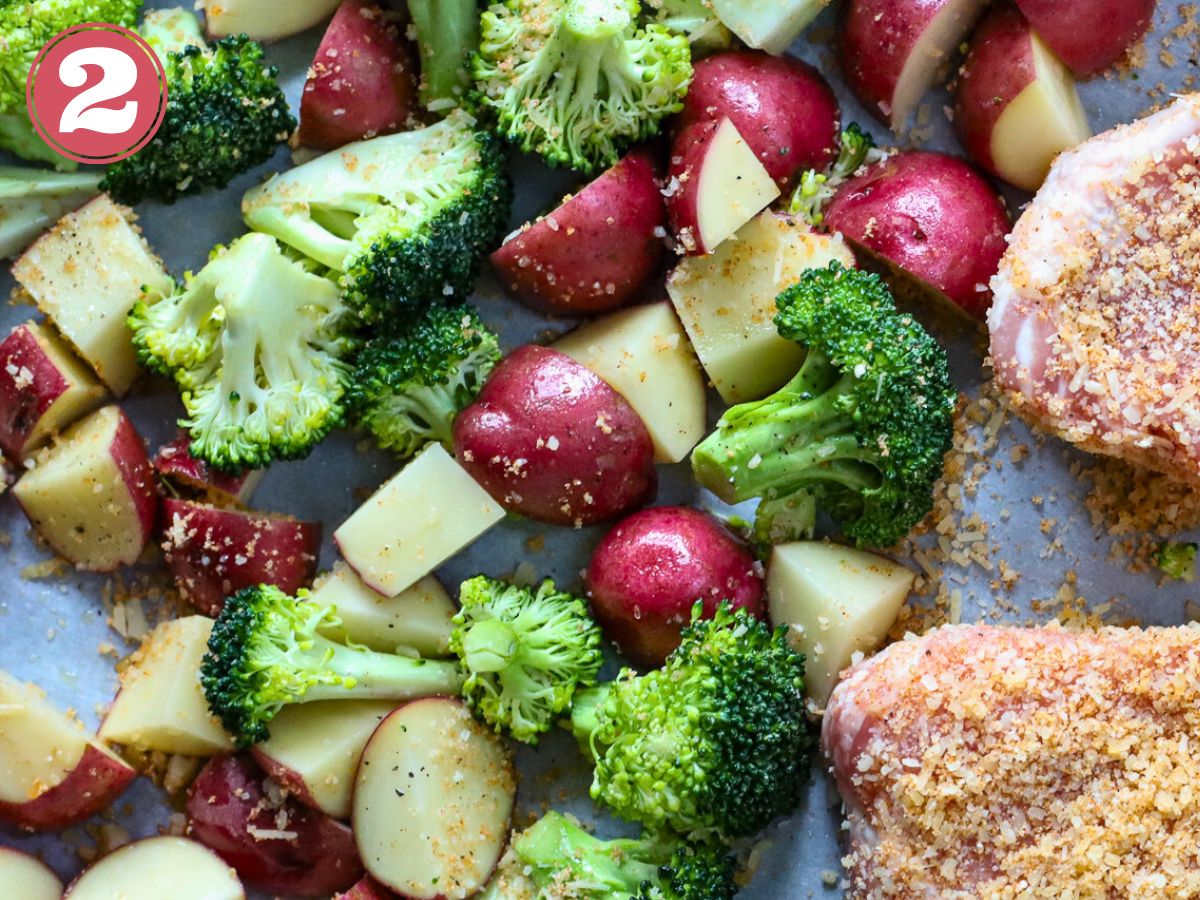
25, 23, 168, 165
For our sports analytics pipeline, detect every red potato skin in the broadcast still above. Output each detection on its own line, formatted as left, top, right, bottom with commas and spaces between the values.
161, 497, 321, 616
489, 149, 667, 316
454, 345, 656, 527
187, 755, 364, 897
248, 746, 320, 815
335, 876, 397, 899
823, 151, 1009, 318
0, 324, 70, 460
674, 51, 839, 187
109, 409, 159, 555
298, 0, 419, 151
1014, 0, 1154, 76
154, 434, 261, 506
586, 507, 765, 667
665, 119, 721, 256
0, 744, 137, 832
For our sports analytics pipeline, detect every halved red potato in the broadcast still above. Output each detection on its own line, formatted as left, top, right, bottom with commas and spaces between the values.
13, 405, 157, 572
201, 0, 341, 41
841, 0, 988, 130
298, 0, 419, 151
154, 433, 262, 506
336, 876, 395, 899
955, 3, 1091, 192
187, 754, 363, 897
353, 699, 516, 899
0, 846, 64, 899
1013, 0, 1155, 76
65, 836, 244, 899
161, 497, 321, 616
0, 321, 106, 462
0, 670, 137, 831
490, 149, 666, 316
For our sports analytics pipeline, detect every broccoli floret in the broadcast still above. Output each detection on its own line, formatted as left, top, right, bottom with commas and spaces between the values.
691, 262, 956, 549
100, 10, 294, 204
242, 111, 512, 325
346, 304, 500, 459
128, 232, 359, 472
788, 124, 881, 227
452, 576, 603, 744
0, 165, 101, 258
406, 0, 480, 112
570, 604, 810, 839
201, 585, 466, 747
1157, 542, 1198, 582
473, 0, 693, 173
483, 811, 739, 900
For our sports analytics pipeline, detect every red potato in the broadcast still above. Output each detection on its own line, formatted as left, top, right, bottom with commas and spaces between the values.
336, 877, 396, 899
64, 837, 245, 899
0, 321, 106, 462
955, 3, 1091, 192
155, 433, 263, 506
841, 0, 988, 130
587, 506, 766, 667
162, 497, 321, 616
12, 405, 157, 572
675, 50, 840, 187
666, 117, 780, 255
1014, 0, 1154, 76
489, 149, 667, 316
823, 151, 1009, 318
298, 0, 420, 150
187, 754, 364, 897
454, 345, 656, 527
0, 846, 63, 899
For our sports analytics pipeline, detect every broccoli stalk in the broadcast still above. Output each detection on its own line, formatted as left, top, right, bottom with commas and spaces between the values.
346, 304, 501, 459
569, 604, 811, 839
787, 124, 881, 226
645, 0, 731, 49
138, 5, 205, 54
128, 232, 359, 471
1157, 542, 1198, 582
202, 575, 602, 747
242, 111, 512, 325
405, 0, 480, 112
0, 166, 102, 259
691, 262, 956, 549
473, 0, 693, 173
482, 811, 739, 900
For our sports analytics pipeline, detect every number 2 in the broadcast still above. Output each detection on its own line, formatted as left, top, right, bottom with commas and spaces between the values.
57, 46, 139, 135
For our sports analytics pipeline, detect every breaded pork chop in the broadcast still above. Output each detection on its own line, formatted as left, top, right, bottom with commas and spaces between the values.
989, 95, 1200, 484
823, 624, 1200, 899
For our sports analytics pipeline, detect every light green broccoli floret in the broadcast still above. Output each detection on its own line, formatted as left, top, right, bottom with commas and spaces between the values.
1157, 542, 1198, 582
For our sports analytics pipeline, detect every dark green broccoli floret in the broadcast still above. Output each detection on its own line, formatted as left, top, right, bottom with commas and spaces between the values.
1157, 542, 1198, 582
346, 304, 500, 459
482, 811, 738, 899
788, 123, 879, 226
0, 165, 101, 258
201, 585, 465, 747
128, 232, 359, 471
570, 604, 810, 839
691, 262, 956, 549
473, 0, 693, 173
242, 111, 512, 325
406, 0, 479, 112
100, 10, 294, 204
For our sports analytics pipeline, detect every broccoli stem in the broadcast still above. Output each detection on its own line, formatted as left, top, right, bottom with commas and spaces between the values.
0, 165, 102, 258
140, 7, 206, 57
566, 682, 608, 751
406, 0, 479, 112
459, 618, 520, 674
513, 811, 661, 888
0, 112, 75, 171
298, 636, 464, 703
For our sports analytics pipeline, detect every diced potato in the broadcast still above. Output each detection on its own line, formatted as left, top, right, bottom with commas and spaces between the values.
766, 541, 915, 706
310, 561, 456, 657
0, 847, 63, 900
555, 302, 706, 464
201, 0, 340, 42
711, 0, 828, 53
65, 837, 244, 900
12, 196, 172, 396
334, 443, 505, 597
666, 212, 854, 403
99, 617, 234, 755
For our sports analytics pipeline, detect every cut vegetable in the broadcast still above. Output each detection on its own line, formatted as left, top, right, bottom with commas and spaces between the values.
766, 542, 915, 705
65, 836, 244, 900
353, 698, 516, 899
0, 845, 65, 899
154, 433, 263, 506
711, 0, 827, 53
201, 0, 340, 42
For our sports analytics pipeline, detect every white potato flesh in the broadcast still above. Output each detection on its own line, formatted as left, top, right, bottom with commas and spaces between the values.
711, 0, 827, 53
0, 845, 64, 899
991, 34, 1091, 192
334, 443, 506, 597
890, 0, 989, 130
99, 616, 233, 756
255, 699, 398, 820
767, 542, 916, 706
667, 212, 854, 403
555, 301, 706, 463
310, 561, 457, 656
354, 699, 516, 900
692, 118, 780, 254
12, 196, 172, 396
201, 0, 340, 41
65, 837, 244, 900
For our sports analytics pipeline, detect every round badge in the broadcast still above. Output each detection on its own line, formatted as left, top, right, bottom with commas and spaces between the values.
25, 23, 168, 165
